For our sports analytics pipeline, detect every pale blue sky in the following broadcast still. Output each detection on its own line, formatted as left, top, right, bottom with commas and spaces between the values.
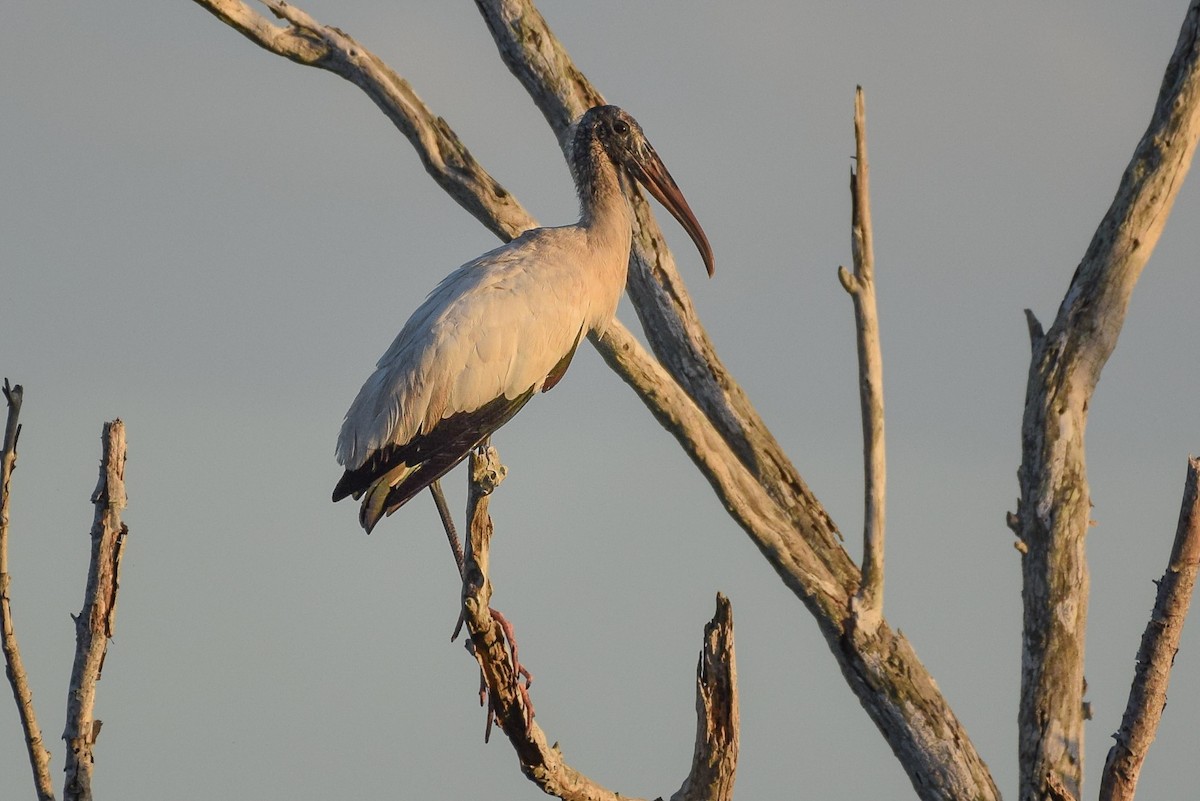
3, 2, 1199, 798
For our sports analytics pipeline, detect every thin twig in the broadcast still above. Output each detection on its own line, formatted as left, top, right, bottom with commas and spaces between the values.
1, 380, 56, 801
1098, 457, 1200, 801
838, 87, 887, 627
63, 421, 128, 801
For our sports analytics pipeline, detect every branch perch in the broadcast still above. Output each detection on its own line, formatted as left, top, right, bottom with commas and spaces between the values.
838, 87, 887, 628
1098, 457, 1200, 801
1014, 4, 1200, 799
458, 448, 739, 800
63, 420, 129, 801
1, 380, 56, 801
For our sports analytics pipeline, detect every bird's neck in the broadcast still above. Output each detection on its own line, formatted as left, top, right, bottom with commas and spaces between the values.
573, 139, 634, 247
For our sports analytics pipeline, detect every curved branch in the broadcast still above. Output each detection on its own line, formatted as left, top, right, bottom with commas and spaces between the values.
190, 0, 535, 243
1015, 5, 1200, 799
1099, 457, 1200, 801
460, 448, 739, 801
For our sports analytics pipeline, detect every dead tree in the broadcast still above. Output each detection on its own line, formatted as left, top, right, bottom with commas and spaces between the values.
0, 0, 1167, 798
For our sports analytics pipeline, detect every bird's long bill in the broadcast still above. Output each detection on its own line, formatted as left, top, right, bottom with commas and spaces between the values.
630, 145, 716, 277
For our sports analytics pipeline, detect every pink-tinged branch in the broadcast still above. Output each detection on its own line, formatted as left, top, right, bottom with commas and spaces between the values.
459, 448, 739, 801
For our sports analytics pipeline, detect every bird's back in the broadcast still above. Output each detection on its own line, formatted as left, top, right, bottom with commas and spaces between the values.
335, 225, 625, 478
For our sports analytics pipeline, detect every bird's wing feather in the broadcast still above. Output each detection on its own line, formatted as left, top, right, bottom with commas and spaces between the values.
332, 385, 537, 529
335, 228, 599, 473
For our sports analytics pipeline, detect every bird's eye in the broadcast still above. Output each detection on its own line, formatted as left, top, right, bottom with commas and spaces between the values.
612, 119, 629, 135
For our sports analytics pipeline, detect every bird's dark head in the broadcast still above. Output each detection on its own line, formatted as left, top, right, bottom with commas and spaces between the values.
572, 105, 715, 277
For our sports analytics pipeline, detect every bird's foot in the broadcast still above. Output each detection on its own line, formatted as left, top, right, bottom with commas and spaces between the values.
458, 606, 534, 739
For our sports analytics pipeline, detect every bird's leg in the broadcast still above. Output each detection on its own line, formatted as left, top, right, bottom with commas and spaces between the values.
429, 479, 466, 578
428, 480, 474, 641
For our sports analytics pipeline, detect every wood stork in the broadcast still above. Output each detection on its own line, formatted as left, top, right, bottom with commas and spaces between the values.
333, 105, 714, 533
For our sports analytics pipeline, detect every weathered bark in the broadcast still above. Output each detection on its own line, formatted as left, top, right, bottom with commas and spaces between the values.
672, 594, 738, 801
63, 421, 129, 801
1098, 457, 1200, 801
1013, 5, 1200, 800
1, 381, 57, 801
838, 87, 887, 628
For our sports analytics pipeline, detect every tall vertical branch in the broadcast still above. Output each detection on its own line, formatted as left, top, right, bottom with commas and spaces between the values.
1098, 457, 1200, 801
1, 380, 56, 801
838, 87, 886, 626
1015, 4, 1200, 800
63, 421, 129, 801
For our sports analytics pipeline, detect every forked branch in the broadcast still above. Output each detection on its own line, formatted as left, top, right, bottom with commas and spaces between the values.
1014, 4, 1200, 799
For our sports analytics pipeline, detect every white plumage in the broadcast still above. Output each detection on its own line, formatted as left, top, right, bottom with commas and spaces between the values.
333, 105, 713, 532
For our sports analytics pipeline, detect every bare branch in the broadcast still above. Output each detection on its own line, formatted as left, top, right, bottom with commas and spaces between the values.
459, 449, 739, 801
189, 0, 536, 242
1098, 457, 1200, 801
63, 421, 129, 801
1015, 5, 1200, 799
838, 87, 887, 627
671, 594, 738, 801
1, 381, 56, 801
458, 446, 637, 801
